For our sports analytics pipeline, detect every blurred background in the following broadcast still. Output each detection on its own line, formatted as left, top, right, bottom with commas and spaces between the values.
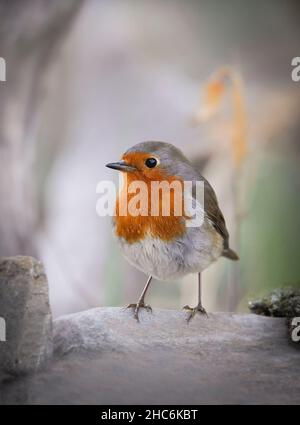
0, 0, 299, 318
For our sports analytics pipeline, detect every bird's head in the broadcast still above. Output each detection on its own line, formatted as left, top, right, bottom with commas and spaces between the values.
106, 141, 192, 181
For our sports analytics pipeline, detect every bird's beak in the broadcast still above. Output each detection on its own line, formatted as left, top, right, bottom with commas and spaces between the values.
105, 160, 136, 172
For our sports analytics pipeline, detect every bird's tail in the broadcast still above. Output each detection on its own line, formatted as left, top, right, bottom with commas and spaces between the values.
222, 248, 239, 261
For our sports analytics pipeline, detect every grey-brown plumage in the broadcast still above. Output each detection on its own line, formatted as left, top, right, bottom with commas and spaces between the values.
203, 177, 239, 260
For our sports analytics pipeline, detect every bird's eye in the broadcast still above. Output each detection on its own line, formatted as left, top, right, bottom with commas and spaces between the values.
145, 157, 158, 168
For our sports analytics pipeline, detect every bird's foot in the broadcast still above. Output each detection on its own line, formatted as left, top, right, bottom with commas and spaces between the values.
125, 301, 152, 322
182, 303, 208, 323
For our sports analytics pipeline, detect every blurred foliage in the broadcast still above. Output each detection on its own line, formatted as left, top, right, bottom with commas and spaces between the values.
194, 66, 247, 168
240, 154, 300, 306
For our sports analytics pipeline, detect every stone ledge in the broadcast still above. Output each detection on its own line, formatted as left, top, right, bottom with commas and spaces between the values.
53, 307, 289, 355
2, 308, 300, 404
1, 255, 299, 404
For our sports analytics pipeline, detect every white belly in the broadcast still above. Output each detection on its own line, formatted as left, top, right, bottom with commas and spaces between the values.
116, 222, 223, 280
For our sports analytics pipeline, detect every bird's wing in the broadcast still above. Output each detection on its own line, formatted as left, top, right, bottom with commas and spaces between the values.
200, 177, 230, 249
188, 163, 238, 259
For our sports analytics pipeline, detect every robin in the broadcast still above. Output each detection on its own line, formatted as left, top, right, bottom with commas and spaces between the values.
106, 141, 238, 322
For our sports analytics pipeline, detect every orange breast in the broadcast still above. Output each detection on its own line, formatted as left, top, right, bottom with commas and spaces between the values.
114, 161, 186, 244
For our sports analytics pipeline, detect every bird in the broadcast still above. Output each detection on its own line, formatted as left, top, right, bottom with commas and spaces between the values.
106, 141, 238, 322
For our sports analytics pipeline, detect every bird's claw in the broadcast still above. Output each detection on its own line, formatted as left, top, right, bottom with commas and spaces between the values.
182, 304, 208, 323
125, 302, 152, 322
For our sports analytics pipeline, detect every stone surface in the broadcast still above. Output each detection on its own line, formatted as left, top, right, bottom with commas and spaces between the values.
1, 308, 299, 404
0, 256, 53, 375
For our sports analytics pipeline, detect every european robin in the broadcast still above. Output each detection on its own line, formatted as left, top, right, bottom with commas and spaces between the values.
106, 141, 238, 321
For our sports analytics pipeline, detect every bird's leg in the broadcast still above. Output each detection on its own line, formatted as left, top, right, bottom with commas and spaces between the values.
183, 273, 208, 322
126, 275, 153, 321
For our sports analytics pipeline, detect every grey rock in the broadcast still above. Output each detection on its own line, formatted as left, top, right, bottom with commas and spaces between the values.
22, 308, 296, 404
1, 308, 300, 404
53, 307, 288, 355
0, 256, 53, 375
